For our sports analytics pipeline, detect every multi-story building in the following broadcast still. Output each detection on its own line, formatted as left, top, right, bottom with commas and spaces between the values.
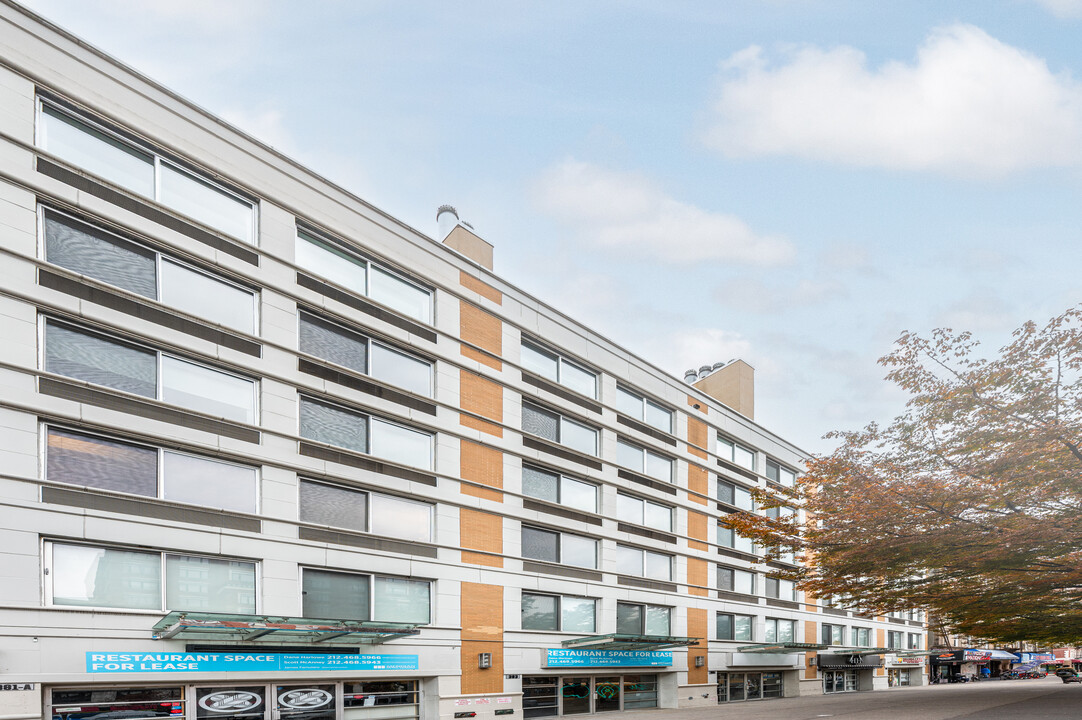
0, 3, 927, 718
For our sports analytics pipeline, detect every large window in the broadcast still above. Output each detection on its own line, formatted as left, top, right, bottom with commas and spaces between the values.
718, 435, 755, 471
296, 230, 431, 323
522, 403, 598, 456
908, 633, 922, 650
521, 526, 597, 569
38, 101, 255, 243
615, 545, 672, 581
765, 459, 797, 487
717, 613, 754, 641
46, 426, 257, 513
299, 311, 432, 396
614, 386, 672, 433
522, 464, 597, 513
764, 618, 796, 643
718, 523, 755, 554
302, 568, 429, 624
299, 396, 432, 470
851, 627, 871, 647
299, 480, 432, 543
887, 630, 904, 649
616, 438, 673, 482
717, 480, 754, 511
765, 577, 797, 601
521, 592, 596, 632
43, 318, 256, 423
46, 542, 255, 613
616, 493, 673, 532
520, 339, 597, 398
42, 209, 257, 333
823, 623, 845, 645
617, 602, 671, 636
719, 566, 756, 595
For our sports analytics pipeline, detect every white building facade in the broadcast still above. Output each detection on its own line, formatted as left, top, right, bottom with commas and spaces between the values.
0, 3, 927, 719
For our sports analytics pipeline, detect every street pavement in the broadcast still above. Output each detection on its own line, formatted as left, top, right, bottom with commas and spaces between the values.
613, 676, 1082, 719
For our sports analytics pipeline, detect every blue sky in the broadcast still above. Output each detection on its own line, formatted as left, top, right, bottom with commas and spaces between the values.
20, 0, 1082, 454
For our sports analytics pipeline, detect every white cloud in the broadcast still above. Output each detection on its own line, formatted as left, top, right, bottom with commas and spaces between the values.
713, 277, 845, 314
533, 159, 795, 265
1030, 0, 1082, 18
703, 25, 1082, 177
935, 290, 1016, 332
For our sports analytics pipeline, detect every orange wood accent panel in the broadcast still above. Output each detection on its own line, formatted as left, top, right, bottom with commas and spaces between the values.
460, 508, 503, 567
687, 608, 709, 684
461, 583, 504, 694
460, 439, 503, 502
461, 270, 503, 305
686, 557, 709, 597
687, 464, 709, 506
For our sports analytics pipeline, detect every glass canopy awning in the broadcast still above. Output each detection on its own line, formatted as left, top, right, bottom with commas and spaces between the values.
562, 634, 700, 651
736, 642, 830, 653
152, 612, 421, 644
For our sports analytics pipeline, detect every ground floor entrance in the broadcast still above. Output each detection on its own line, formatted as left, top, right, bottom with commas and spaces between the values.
888, 668, 915, 687
716, 672, 783, 702
823, 670, 858, 693
522, 674, 658, 717
48, 680, 420, 720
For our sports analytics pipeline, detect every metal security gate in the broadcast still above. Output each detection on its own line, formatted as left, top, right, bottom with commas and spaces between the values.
48, 681, 420, 720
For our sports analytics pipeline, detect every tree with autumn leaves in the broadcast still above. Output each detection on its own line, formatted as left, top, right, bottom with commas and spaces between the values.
729, 307, 1082, 645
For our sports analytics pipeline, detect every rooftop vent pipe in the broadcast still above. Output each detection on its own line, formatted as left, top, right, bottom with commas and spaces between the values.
436, 204, 459, 240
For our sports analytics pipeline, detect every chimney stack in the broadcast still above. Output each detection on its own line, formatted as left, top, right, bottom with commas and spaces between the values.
683, 359, 755, 419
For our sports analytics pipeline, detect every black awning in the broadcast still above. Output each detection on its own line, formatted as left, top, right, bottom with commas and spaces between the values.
561, 634, 699, 651
152, 612, 420, 644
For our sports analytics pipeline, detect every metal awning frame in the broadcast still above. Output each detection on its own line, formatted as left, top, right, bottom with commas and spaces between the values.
838, 647, 892, 656
735, 642, 829, 653
561, 634, 700, 651
151, 612, 420, 644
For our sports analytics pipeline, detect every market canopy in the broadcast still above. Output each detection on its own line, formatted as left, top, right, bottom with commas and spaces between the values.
152, 612, 421, 644
561, 634, 699, 651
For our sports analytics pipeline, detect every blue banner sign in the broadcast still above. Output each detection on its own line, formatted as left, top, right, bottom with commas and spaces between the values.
86, 652, 418, 673
546, 649, 672, 668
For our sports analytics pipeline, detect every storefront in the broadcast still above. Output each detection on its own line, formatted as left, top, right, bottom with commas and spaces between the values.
522, 674, 659, 716
885, 655, 926, 687
816, 653, 884, 693
717, 643, 820, 703
521, 635, 696, 717
932, 649, 990, 680
49, 680, 421, 720
984, 650, 1020, 676
715, 672, 783, 702
46, 613, 427, 720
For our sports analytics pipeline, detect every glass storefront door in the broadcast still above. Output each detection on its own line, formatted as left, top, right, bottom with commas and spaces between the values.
523, 674, 658, 716
593, 677, 620, 713
824, 670, 858, 693
561, 679, 592, 715
717, 672, 784, 703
